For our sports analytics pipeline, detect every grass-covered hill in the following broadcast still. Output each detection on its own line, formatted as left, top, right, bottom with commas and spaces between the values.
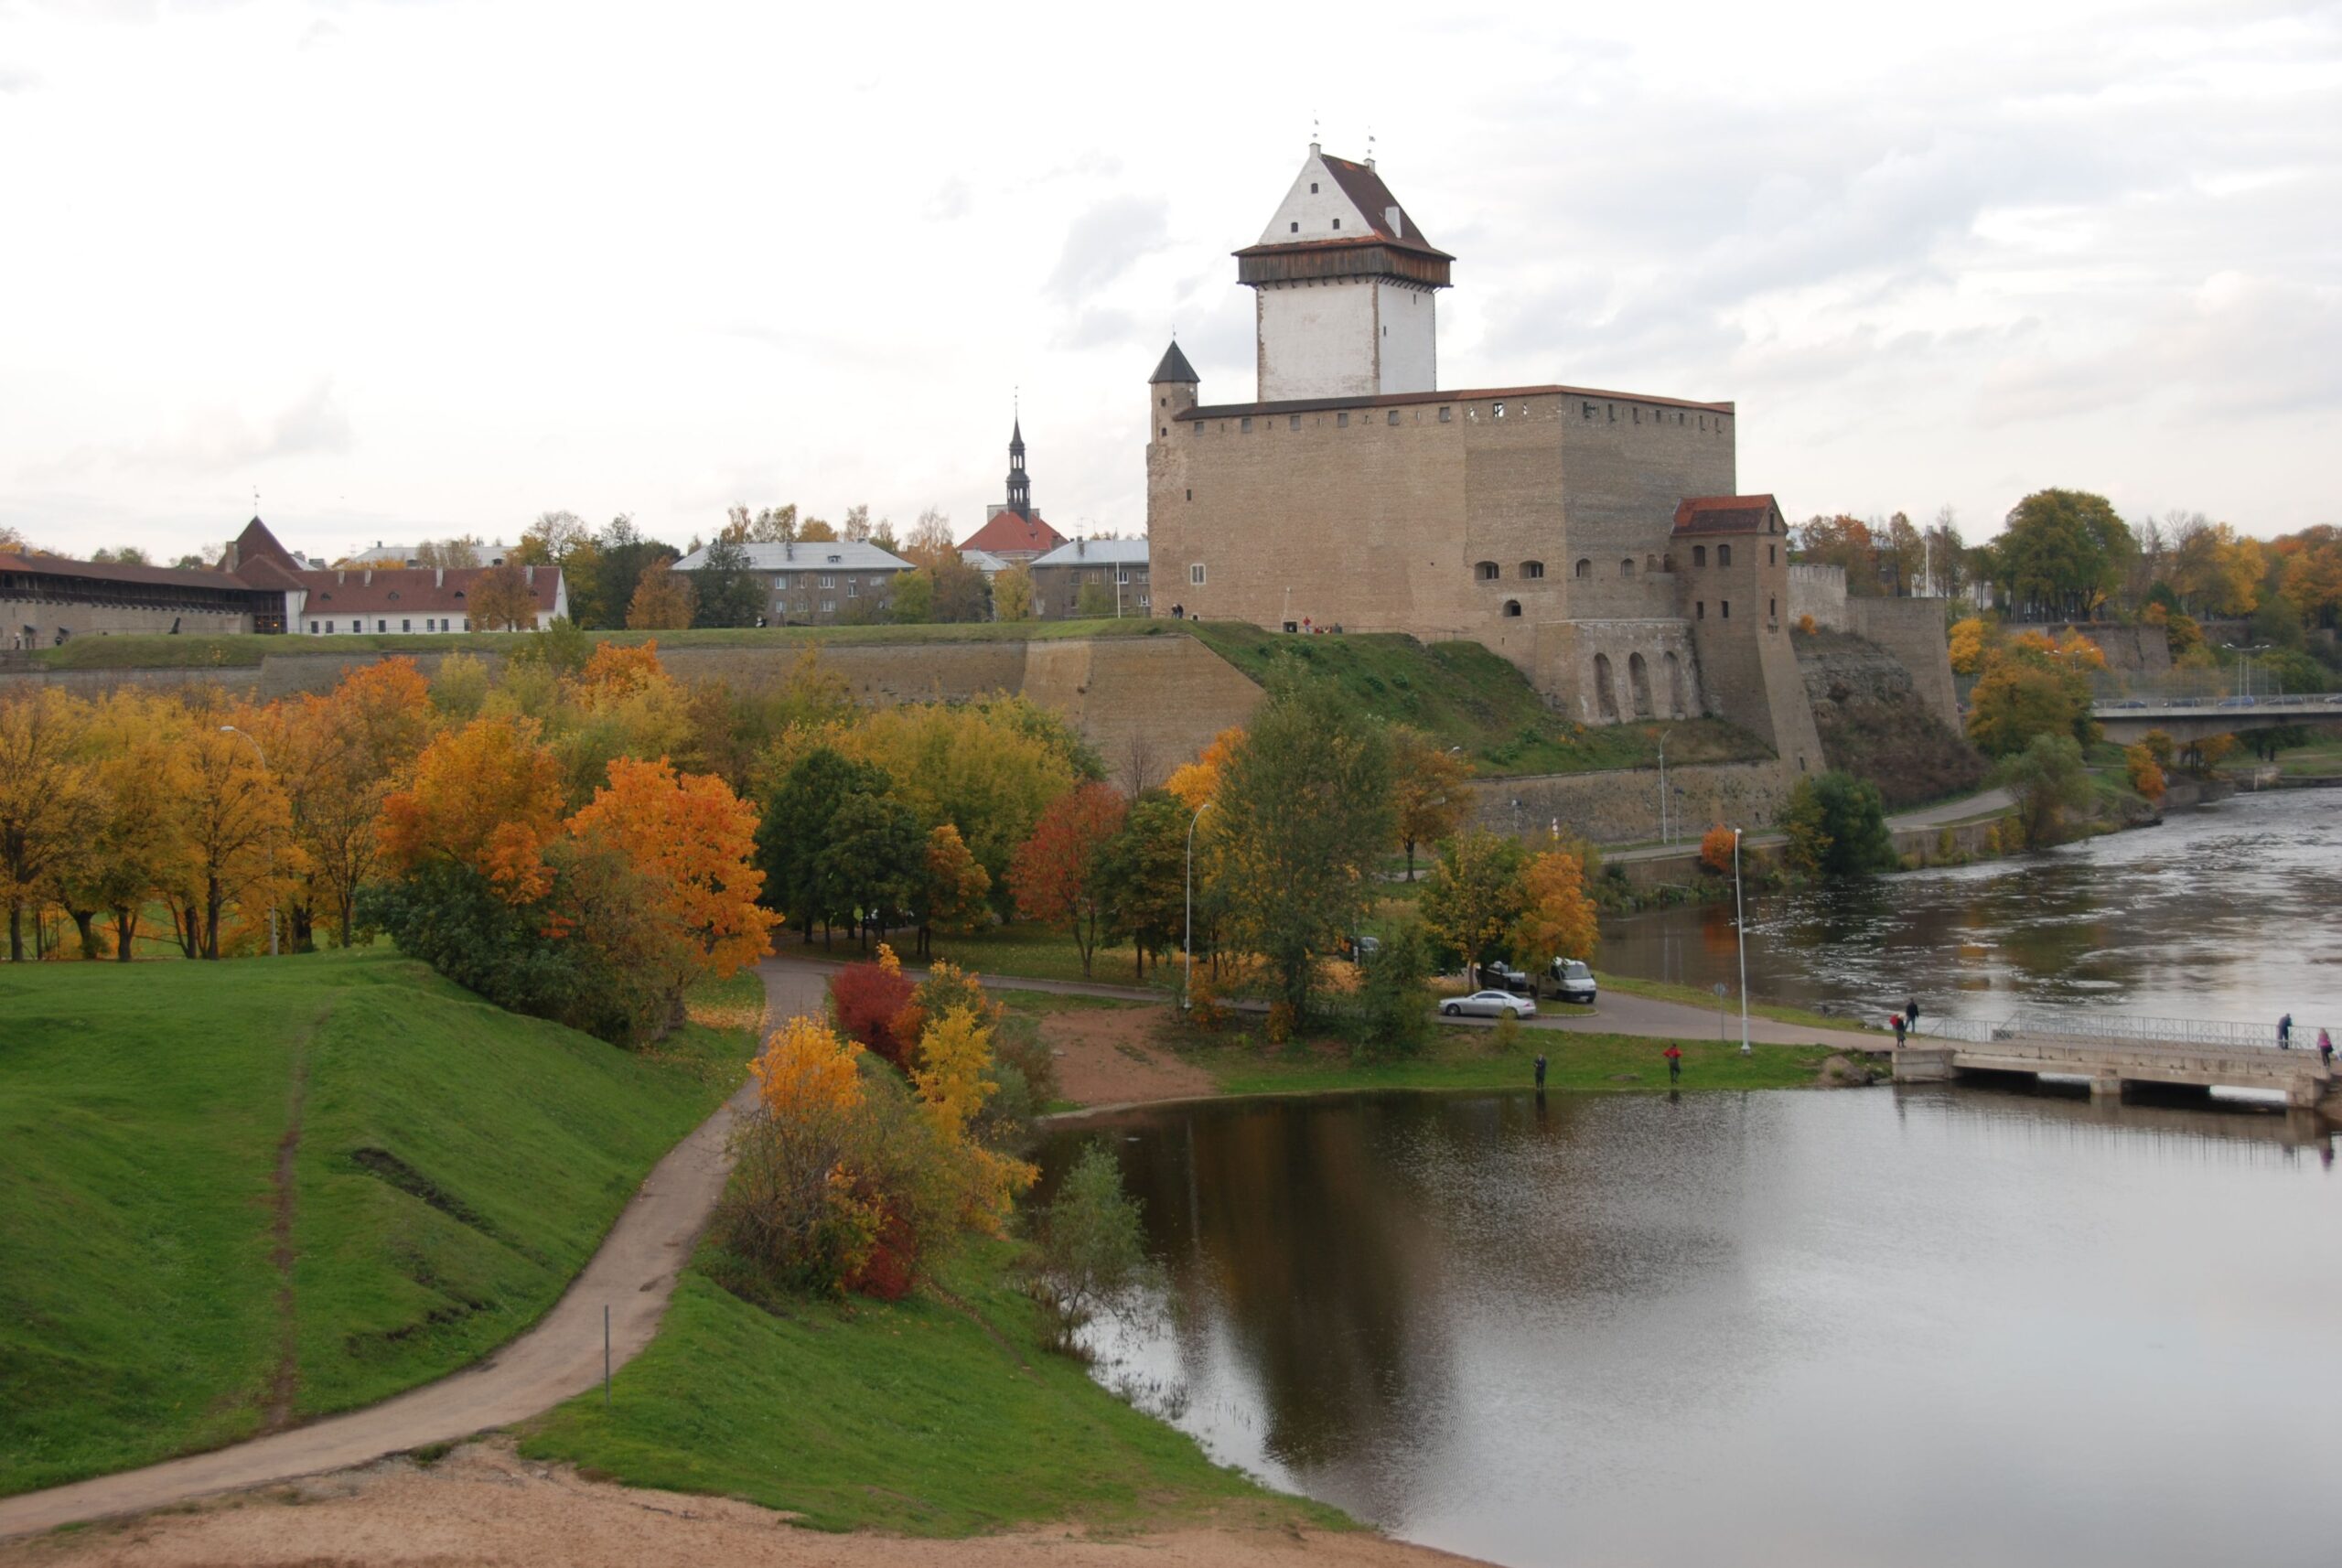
0, 949, 756, 1498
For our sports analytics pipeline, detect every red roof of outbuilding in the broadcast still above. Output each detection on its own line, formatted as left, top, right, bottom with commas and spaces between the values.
1671, 496, 1783, 536
959, 510, 1066, 556
294, 565, 560, 618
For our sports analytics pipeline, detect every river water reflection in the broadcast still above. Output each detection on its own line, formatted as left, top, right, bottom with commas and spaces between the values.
1601, 788, 2342, 1026
1045, 1089, 2338, 1567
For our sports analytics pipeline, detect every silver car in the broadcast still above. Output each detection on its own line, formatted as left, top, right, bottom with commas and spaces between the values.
1441, 990, 1538, 1020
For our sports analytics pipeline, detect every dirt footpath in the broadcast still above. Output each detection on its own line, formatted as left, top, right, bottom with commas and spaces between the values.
1042, 1004, 1216, 1108
0, 1440, 1476, 1568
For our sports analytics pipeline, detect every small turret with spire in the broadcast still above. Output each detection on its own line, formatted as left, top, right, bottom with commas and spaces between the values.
1004, 415, 1032, 519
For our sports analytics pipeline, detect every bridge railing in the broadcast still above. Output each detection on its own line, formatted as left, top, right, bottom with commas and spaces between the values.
1912, 1010, 2335, 1057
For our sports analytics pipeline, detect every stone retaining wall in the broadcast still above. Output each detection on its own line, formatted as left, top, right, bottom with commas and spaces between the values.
1464, 758, 1790, 845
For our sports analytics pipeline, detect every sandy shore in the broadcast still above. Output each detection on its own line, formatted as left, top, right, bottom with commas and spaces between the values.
0, 1440, 1478, 1568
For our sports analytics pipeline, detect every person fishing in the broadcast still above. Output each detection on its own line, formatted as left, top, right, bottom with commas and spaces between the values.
1663, 1043, 1682, 1084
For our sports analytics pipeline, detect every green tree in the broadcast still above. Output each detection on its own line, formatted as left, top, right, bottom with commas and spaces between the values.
890, 568, 935, 625
1964, 643, 2097, 757
1354, 919, 1434, 1057
1075, 582, 1118, 618
1780, 770, 1896, 878
757, 747, 893, 945
693, 536, 766, 628
927, 554, 992, 623
1034, 1141, 1154, 1346
590, 516, 679, 631
1211, 667, 1396, 1017
1419, 828, 1527, 982
993, 564, 1036, 621
1099, 789, 1191, 979
1996, 733, 2094, 850
815, 789, 927, 950
1993, 489, 2133, 620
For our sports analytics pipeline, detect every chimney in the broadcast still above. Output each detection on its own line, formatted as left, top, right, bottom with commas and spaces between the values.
435, 568, 445, 588
1076, 538, 1086, 558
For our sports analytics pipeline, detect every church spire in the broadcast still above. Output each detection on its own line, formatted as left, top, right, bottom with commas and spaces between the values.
1004, 414, 1031, 518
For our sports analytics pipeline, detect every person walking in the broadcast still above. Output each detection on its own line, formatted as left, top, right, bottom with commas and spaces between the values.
2278, 1013, 2294, 1050
2319, 1028, 2334, 1071
1663, 1043, 1682, 1084
1892, 1012, 1907, 1047
1534, 1053, 1548, 1090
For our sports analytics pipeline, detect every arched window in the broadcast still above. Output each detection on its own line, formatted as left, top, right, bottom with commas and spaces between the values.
1520, 560, 1545, 579
1664, 651, 1686, 717
1620, 558, 1636, 578
1475, 561, 1500, 581
1593, 653, 1619, 723
1661, 553, 1676, 573
1647, 554, 1660, 574
1692, 544, 1707, 567
1718, 543, 1734, 567
1503, 599, 1522, 618
1628, 651, 1653, 718
1574, 558, 1592, 579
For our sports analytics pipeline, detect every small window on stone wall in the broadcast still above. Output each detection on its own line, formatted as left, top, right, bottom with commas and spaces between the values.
1697, 602, 1705, 619
1620, 558, 1635, 578
1190, 564, 1207, 585
1693, 545, 1707, 567
1521, 560, 1545, 579
1718, 544, 1733, 567
1574, 558, 1592, 579
1388, 409, 1400, 425
1475, 561, 1500, 581
1503, 600, 1521, 617
1722, 600, 1732, 618
1769, 596, 1778, 620
1338, 411, 1350, 428
1241, 416, 1253, 433
1769, 544, 1777, 564
1290, 414, 1302, 431
1439, 406, 1452, 422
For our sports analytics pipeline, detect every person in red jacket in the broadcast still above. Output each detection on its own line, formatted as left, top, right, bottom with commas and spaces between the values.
1663, 1043, 1682, 1084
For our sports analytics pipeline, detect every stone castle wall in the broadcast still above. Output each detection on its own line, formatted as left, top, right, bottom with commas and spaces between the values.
1787, 564, 1849, 628
1464, 758, 1791, 845
1149, 387, 1734, 660
1842, 598, 1961, 731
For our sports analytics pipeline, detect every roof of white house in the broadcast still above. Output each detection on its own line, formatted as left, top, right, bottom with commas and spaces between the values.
671, 540, 914, 573
960, 547, 1013, 574
1031, 537, 1148, 568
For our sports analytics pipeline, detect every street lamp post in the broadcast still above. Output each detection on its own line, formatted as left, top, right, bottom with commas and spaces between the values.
219, 725, 279, 957
1732, 827, 1750, 1056
1656, 727, 1672, 845
1183, 800, 1214, 1010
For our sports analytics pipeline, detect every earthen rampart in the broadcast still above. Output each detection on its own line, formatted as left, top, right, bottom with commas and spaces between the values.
1464, 758, 1790, 845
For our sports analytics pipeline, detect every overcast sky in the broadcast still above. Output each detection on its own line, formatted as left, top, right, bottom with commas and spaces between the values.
3, 0, 2337, 564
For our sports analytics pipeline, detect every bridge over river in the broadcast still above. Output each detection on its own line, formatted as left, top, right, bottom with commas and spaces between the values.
2089, 693, 2342, 744
1895, 1011, 2338, 1114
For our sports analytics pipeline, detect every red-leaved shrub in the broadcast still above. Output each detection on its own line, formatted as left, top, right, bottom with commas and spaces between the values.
829, 955, 918, 1071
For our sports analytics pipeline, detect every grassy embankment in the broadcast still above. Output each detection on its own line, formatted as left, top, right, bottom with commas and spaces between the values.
0, 949, 757, 1498
22, 618, 1178, 672
519, 1239, 1340, 1537
1187, 621, 1767, 775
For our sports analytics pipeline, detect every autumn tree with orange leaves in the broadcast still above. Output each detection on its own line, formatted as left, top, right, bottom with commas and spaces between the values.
567, 755, 776, 1026
379, 714, 567, 900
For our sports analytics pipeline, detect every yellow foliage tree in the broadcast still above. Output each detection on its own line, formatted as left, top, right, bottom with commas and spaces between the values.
2124, 743, 2167, 803
1699, 822, 1739, 875
1510, 850, 1598, 985
1947, 617, 1991, 676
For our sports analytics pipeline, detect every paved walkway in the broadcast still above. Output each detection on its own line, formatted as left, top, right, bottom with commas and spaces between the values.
1604, 786, 2012, 864
0, 961, 817, 1541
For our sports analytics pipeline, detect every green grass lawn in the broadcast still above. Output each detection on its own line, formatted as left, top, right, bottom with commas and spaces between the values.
519, 1240, 1338, 1537
0, 949, 757, 1497
1191, 1025, 1842, 1098
1591, 971, 1864, 1034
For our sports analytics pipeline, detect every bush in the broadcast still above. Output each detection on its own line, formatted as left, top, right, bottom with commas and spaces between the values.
829, 947, 919, 1071
1353, 921, 1434, 1057
1033, 1141, 1155, 1348
1698, 823, 1738, 875
1781, 770, 1898, 879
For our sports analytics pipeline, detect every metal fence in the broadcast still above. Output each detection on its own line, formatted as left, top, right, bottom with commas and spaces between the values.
1911, 1010, 2334, 1057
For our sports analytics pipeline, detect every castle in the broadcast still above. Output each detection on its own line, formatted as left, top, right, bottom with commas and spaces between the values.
1145, 143, 1829, 776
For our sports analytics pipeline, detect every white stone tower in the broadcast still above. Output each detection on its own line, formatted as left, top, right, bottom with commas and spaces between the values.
1239, 144, 1453, 402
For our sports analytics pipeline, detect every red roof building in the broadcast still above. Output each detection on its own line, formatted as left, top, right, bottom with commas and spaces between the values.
222, 517, 566, 634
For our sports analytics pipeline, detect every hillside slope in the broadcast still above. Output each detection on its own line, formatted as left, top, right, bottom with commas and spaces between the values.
0, 950, 753, 1498
1796, 628, 1988, 807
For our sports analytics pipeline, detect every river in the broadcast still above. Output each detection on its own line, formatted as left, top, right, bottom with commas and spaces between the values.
1600, 787, 2342, 1027
1044, 1086, 2338, 1567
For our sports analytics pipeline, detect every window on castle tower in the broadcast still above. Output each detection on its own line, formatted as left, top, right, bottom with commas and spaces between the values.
1241, 416, 1253, 433
1521, 561, 1545, 578
1692, 545, 1707, 567
1189, 564, 1207, 585
1475, 561, 1500, 581
1574, 559, 1592, 578
1718, 545, 1733, 567
1620, 559, 1635, 578
1338, 412, 1349, 427
1439, 406, 1452, 422
1387, 409, 1400, 425
1289, 414, 1301, 431
1722, 600, 1731, 618
1503, 600, 1521, 617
